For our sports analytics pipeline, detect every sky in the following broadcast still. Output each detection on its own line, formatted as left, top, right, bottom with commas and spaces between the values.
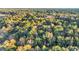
0, 0, 79, 8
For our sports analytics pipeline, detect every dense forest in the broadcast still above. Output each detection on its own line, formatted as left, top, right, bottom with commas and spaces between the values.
0, 8, 79, 51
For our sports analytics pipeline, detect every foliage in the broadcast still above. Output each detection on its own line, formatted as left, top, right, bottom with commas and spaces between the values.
0, 8, 79, 51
